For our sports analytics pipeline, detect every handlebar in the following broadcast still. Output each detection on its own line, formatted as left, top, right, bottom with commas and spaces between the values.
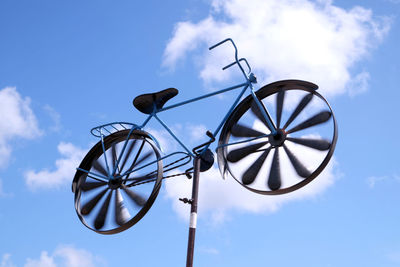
209, 38, 236, 51
222, 58, 251, 73
209, 38, 252, 79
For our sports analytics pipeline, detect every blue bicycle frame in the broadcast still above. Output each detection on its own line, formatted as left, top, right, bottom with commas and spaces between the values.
87, 38, 278, 179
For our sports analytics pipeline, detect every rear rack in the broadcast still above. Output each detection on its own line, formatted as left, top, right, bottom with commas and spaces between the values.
90, 122, 139, 138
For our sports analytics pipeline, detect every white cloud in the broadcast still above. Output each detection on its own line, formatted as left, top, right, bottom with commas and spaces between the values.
367, 174, 400, 189
147, 123, 210, 154
43, 105, 62, 133
186, 124, 208, 142
160, 120, 339, 224
146, 126, 180, 154
52, 245, 104, 267
23, 245, 105, 267
163, 0, 391, 98
0, 87, 42, 167
25, 252, 56, 267
24, 142, 87, 191
199, 247, 220, 255
0, 254, 16, 267
387, 249, 400, 263
347, 70, 370, 97
165, 155, 338, 224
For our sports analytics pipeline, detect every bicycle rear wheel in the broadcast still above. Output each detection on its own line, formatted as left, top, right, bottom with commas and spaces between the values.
217, 80, 337, 195
72, 129, 163, 234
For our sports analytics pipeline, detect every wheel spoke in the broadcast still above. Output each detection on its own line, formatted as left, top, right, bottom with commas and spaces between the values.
283, 93, 313, 130
121, 138, 155, 184
111, 142, 118, 173
81, 188, 109, 215
251, 101, 274, 132
268, 148, 281, 190
76, 168, 108, 182
122, 185, 146, 207
80, 181, 107, 192
92, 158, 108, 177
133, 151, 152, 169
276, 89, 285, 128
230, 123, 265, 138
217, 82, 337, 195
231, 124, 264, 137
127, 140, 149, 172
286, 137, 331, 151
115, 189, 131, 226
227, 141, 269, 163
286, 111, 331, 134
74, 129, 162, 233
283, 144, 310, 178
242, 147, 272, 185
86, 174, 109, 182
124, 143, 152, 178
119, 139, 137, 171
94, 190, 112, 230
132, 140, 145, 166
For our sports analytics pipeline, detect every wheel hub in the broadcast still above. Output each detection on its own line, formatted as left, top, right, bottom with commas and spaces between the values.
108, 177, 123, 189
268, 128, 287, 147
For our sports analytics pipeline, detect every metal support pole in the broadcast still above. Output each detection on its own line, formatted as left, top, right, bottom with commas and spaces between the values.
186, 156, 201, 267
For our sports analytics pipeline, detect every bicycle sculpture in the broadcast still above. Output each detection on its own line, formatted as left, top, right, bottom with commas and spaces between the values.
72, 39, 337, 238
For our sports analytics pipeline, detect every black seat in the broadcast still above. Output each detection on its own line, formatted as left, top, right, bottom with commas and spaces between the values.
133, 88, 178, 114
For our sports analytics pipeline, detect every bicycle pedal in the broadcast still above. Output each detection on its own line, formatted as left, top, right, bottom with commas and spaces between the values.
179, 198, 193, 204
206, 130, 215, 140
185, 168, 193, 179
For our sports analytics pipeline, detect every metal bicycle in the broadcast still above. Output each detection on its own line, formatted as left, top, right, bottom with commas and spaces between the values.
72, 38, 338, 235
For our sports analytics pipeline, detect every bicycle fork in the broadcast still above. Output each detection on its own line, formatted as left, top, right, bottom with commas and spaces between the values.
249, 83, 278, 135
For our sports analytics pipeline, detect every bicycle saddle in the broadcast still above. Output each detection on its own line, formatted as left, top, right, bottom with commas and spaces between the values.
133, 88, 178, 114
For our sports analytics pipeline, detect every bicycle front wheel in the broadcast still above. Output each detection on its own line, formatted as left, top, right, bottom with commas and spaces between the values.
217, 80, 337, 195
72, 129, 163, 234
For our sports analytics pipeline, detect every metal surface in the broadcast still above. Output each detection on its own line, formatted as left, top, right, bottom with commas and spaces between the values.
72, 129, 163, 235
85, 39, 268, 168
90, 122, 139, 138
186, 156, 201, 267
73, 39, 338, 262
198, 149, 214, 172
217, 79, 338, 195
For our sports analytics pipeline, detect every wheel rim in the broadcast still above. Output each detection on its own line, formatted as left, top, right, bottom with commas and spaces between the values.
74, 129, 162, 234
218, 80, 338, 195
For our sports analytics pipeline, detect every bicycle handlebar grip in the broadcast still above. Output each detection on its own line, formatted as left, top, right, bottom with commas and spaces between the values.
209, 38, 233, 50
222, 58, 252, 73
222, 61, 237, 70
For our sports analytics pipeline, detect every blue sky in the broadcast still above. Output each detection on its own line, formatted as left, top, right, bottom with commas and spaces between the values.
0, 0, 400, 266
